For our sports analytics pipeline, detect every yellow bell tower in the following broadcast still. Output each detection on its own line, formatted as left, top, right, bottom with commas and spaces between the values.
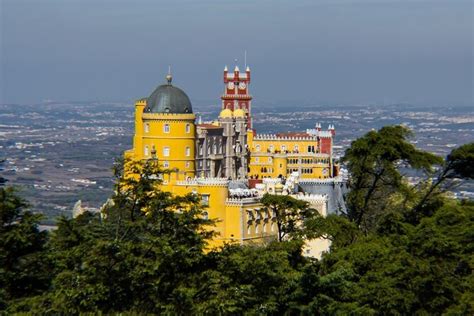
128, 73, 196, 183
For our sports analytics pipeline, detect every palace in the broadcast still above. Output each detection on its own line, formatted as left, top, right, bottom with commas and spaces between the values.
125, 65, 346, 256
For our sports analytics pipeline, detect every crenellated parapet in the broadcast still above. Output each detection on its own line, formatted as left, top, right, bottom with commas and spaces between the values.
225, 197, 260, 205
298, 176, 344, 185
176, 177, 230, 187
135, 98, 147, 106
254, 134, 318, 141
296, 193, 328, 204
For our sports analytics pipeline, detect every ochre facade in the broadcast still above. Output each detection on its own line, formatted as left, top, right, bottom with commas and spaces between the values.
125, 66, 338, 254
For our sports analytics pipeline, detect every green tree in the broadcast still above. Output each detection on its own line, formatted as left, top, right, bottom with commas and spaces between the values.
342, 125, 442, 233
261, 193, 316, 242
14, 159, 216, 314
412, 142, 474, 220
194, 241, 305, 315
0, 187, 50, 310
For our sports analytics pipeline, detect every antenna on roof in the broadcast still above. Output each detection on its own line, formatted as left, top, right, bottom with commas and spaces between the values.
244, 50, 247, 69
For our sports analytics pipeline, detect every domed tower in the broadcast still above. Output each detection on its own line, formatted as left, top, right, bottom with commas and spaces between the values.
130, 73, 196, 182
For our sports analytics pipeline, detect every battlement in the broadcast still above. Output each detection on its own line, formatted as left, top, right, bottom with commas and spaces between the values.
305, 129, 333, 138
135, 98, 147, 105
176, 177, 229, 187
295, 193, 328, 204
225, 197, 260, 205
298, 176, 344, 185
254, 134, 318, 141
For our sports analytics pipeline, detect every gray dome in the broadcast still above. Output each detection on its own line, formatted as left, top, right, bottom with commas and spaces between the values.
145, 79, 192, 114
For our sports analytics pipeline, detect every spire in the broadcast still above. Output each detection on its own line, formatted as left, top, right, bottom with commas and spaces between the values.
224, 65, 228, 72
234, 65, 239, 72
246, 66, 250, 72
166, 65, 172, 85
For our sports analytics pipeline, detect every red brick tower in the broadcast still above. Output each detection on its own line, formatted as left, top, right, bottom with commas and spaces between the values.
222, 65, 253, 127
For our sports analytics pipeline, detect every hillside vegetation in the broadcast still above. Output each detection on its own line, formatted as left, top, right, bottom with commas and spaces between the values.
1, 126, 473, 315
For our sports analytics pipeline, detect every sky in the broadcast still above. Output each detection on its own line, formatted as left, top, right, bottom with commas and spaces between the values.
1, 0, 472, 106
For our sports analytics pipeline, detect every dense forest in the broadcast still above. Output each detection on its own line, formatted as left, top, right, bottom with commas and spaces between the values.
1, 126, 473, 315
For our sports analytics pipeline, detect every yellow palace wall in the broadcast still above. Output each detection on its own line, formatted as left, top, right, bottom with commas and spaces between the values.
247, 132, 332, 179
130, 99, 196, 181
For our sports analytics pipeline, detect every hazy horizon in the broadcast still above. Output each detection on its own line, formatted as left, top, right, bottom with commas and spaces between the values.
1, 0, 472, 106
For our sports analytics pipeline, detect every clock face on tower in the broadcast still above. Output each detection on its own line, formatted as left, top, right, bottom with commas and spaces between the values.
239, 82, 246, 90
227, 82, 234, 89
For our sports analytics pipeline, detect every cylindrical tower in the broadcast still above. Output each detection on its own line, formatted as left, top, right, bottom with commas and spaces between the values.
135, 74, 196, 182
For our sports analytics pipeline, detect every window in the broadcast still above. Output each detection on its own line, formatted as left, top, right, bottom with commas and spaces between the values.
247, 225, 252, 235
263, 223, 267, 233
163, 147, 170, 157
294, 145, 299, 152
255, 225, 259, 234
268, 157, 272, 163
199, 145, 203, 155
255, 144, 261, 152
269, 145, 274, 152
281, 145, 287, 152
186, 147, 191, 157
185, 123, 191, 133
255, 157, 259, 163
144, 146, 149, 156
213, 144, 217, 154
202, 211, 209, 220
164, 124, 170, 133
163, 161, 169, 168
144, 123, 150, 133
201, 194, 210, 206
185, 161, 190, 168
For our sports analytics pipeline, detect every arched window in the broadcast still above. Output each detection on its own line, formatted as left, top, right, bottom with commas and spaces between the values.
144, 146, 149, 156
163, 124, 170, 133
144, 123, 150, 133
255, 144, 261, 152
163, 147, 170, 157
186, 147, 191, 157
185, 123, 191, 133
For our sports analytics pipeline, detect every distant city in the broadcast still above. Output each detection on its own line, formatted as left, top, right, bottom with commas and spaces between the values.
1, 101, 473, 223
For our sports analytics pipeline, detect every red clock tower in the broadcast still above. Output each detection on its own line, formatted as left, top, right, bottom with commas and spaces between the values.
222, 65, 253, 127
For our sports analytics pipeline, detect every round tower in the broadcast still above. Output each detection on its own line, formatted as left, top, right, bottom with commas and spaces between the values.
135, 73, 196, 182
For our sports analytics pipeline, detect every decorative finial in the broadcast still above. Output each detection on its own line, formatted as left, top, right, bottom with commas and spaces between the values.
224, 65, 228, 72
166, 65, 172, 85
